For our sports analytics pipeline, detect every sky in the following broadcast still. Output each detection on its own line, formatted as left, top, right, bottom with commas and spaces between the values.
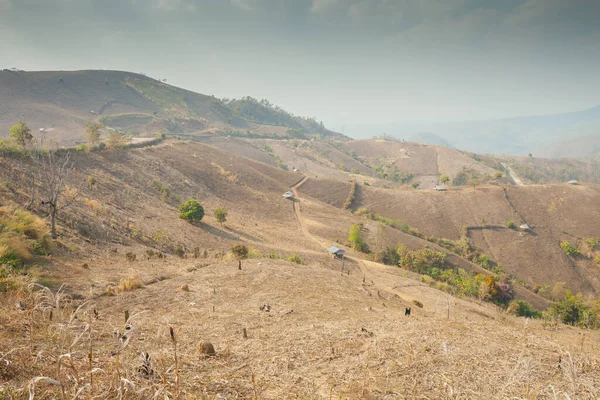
1, 0, 599, 136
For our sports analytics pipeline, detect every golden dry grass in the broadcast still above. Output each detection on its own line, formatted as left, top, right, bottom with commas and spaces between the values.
1, 259, 599, 399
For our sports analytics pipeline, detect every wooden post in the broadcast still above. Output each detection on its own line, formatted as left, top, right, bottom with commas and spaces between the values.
446, 295, 450, 320
243, 328, 247, 339
341, 254, 345, 275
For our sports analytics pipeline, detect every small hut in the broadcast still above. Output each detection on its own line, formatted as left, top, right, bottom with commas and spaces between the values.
435, 185, 448, 191
282, 191, 294, 199
519, 224, 530, 231
328, 246, 345, 259
568, 180, 579, 185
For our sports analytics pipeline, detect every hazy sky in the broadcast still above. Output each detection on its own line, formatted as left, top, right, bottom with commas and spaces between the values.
1, 0, 599, 135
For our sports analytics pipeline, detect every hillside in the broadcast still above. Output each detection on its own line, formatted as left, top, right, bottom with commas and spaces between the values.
1, 137, 600, 397
0, 70, 344, 145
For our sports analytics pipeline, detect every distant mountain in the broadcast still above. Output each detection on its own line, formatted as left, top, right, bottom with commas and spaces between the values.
410, 132, 453, 148
0, 70, 344, 144
382, 105, 600, 158
537, 134, 600, 159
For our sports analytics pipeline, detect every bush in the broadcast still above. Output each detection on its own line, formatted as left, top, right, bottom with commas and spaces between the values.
560, 241, 580, 256
266, 252, 281, 259
348, 224, 367, 252
287, 254, 303, 264
595, 254, 600, 265
507, 299, 541, 318
506, 221, 516, 229
178, 200, 204, 222
231, 244, 248, 260
125, 252, 136, 262
549, 291, 594, 327
174, 245, 185, 258
0, 206, 50, 266
214, 207, 228, 225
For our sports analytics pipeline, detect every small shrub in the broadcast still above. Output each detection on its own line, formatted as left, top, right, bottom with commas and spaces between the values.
412, 300, 424, 308
364, 181, 370, 186
248, 248, 261, 258
287, 254, 303, 264
125, 252, 136, 262
146, 249, 155, 258
231, 244, 248, 260
560, 241, 580, 257
506, 221, 516, 229
174, 245, 185, 258
214, 207, 228, 225
585, 237, 598, 251
192, 246, 200, 258
178, 200, 204, 222
87, 176, 96, 186
117, 276, 143, 292
595, 254, 600, 265
348, 223, 368, 252
266, 252, 281, 259
507, 299, 541, 318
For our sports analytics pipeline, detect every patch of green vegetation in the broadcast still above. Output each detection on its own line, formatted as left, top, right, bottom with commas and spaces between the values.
98, 113, 154, 126
223, 96, 326, 134
0, 206, 51, 267
287, 254, 303, 264
507, 299, 541, 318
125, 77, 187, 113
560, 240, 580, 257
348, 223, 368, 253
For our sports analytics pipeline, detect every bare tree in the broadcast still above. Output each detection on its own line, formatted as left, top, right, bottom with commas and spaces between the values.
33, 149, 77, 239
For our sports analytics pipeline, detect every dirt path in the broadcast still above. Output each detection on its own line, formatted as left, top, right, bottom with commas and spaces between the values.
501, 162, 525, 186
289, 176, 425, 305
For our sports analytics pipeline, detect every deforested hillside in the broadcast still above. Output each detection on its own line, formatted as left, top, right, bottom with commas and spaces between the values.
346, 182, 600, 297
1, 136, 600, 398
0, 70, 345, 145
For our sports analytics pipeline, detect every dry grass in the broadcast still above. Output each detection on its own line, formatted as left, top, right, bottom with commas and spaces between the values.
1, 260, 599, 399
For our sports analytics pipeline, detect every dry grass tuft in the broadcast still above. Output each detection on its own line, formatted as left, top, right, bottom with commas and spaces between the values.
117, 275, 143, 293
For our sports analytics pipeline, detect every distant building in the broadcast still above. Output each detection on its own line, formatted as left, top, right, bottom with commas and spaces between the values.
282, 191, 294, 199
435, 185, 448, 191
568, 180, 579, 185
328, 246, 346, 259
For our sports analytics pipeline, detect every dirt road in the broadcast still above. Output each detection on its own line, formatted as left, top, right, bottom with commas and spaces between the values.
501, 162, 525, 186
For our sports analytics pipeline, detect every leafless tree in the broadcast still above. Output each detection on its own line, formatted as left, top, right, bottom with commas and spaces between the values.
33, 149, 77, 239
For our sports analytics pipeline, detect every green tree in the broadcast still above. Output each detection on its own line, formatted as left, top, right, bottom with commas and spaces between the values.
231, 244, 248, 270
348, 223, 367, 252
549, 290, 593, 327
440, 174, 450, 184
9, 121, 32, 148
214, 207, 228, 226
178, 200, 204, 222
85, 121, 104, 145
